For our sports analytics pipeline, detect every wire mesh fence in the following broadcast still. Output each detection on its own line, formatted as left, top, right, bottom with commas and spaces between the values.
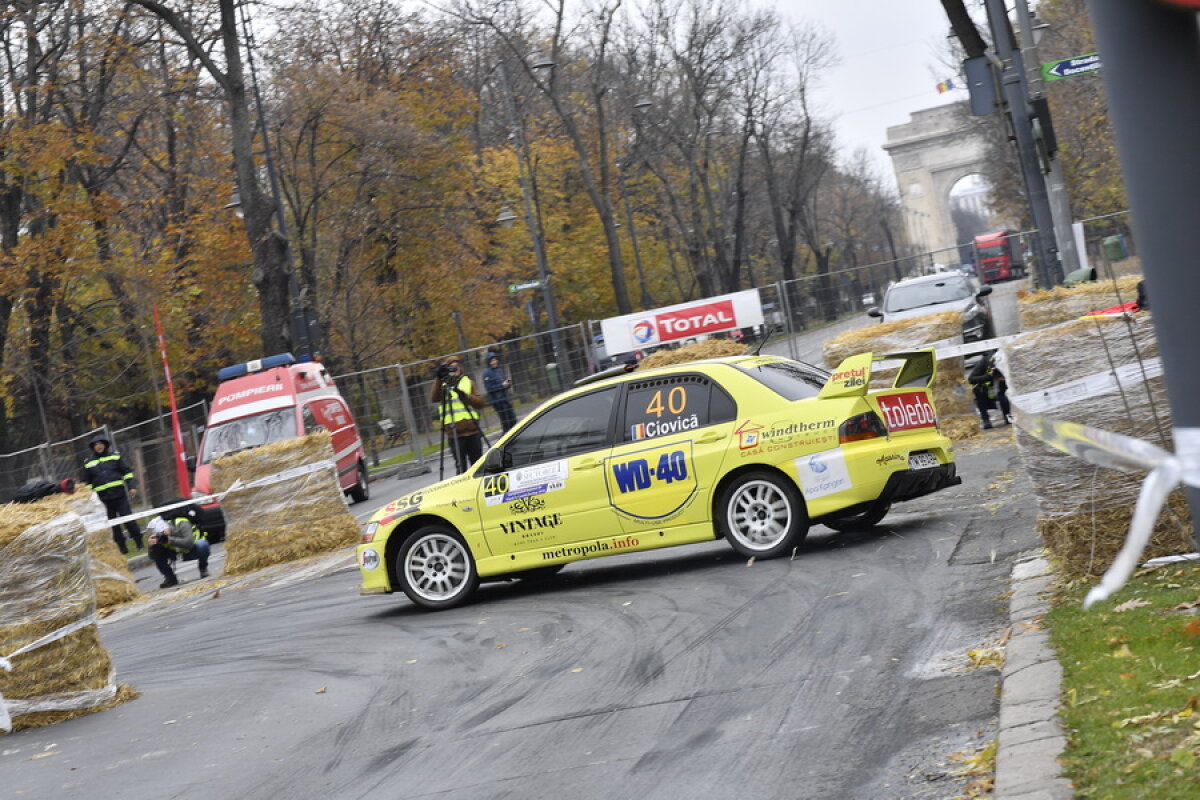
2, 212, 1140, 495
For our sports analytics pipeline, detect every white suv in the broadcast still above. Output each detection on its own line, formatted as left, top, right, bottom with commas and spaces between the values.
868, 271, 994, 342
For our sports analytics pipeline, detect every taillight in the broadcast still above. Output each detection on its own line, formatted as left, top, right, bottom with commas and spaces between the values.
839, 411, 887, 443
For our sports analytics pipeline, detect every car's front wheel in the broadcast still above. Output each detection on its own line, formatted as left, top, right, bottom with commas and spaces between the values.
823, 500, 891, 532
718, 471, 808, 559
395, 525, 478, 610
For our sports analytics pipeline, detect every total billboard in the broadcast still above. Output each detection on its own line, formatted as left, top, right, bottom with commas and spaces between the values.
600, 289, 765, 355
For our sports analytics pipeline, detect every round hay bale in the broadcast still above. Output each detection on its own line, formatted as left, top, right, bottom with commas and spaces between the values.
0, 505, 132, 733
210, 431, 361, 575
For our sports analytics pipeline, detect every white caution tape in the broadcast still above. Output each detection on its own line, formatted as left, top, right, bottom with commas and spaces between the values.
1007, 402, 1199, 609
1, 614, 99, 733
1008, 358, 1163, 414
88, 460, 335, 533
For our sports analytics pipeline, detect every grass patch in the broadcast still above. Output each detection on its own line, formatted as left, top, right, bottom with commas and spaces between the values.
1048, 561, 1200, 799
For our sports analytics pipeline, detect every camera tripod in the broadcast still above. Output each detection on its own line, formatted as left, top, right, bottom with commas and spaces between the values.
437, 377, 491, 480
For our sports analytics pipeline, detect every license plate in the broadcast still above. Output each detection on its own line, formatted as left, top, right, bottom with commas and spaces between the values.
909, 452, 939, 470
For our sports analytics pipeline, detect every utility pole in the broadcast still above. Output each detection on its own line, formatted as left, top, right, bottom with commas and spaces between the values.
982, 0, 1064, 288
1013, 0, 1081, 279
1085, 0, 1200, 526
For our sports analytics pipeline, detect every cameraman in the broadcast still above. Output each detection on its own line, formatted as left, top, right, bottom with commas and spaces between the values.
146, 506, 211, 588
430, 355, 486, 474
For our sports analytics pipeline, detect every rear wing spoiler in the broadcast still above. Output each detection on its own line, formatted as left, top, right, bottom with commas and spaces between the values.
818, 349, 937, 399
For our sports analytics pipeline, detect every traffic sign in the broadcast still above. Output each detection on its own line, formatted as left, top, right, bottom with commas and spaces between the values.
1042, 53, 1101, 81
508, 280, 543, 293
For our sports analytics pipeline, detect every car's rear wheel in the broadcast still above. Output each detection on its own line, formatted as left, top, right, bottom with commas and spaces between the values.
718, 471, 808, 559
348, 461, 369, 503
823, 500, 891, 532
395, 525, 478, 610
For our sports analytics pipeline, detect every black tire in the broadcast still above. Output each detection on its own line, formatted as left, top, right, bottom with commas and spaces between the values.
823, 500, 891, 533
717, 471, 808, 559
348, 461, 369, 503
394, 525, 478, 610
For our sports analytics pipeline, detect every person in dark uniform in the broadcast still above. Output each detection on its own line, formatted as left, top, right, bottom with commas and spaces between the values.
482, 353, 518, 433
82, 433, 142, 554
968, 351, 1012, 430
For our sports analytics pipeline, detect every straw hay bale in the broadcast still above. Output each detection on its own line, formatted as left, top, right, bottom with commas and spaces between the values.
211, 431, 360, 575
1005, 313, 1193, 578
824, 312, 976, 439
1017, 275, 1142, 330
636, 339, 748, 370
0, 503, 132, 733
56, 491, 141, 607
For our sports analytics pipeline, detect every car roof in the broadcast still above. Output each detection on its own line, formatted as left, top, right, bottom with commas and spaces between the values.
572, 354, 808, 394
891, 271, 970, 287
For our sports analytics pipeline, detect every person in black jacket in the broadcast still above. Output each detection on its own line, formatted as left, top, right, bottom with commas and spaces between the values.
482, 353, 517, 433
968, 351, 1012, 430
82, 433, 142, 554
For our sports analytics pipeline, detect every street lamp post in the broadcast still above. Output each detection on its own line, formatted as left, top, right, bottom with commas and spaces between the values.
495, 59, 567, 382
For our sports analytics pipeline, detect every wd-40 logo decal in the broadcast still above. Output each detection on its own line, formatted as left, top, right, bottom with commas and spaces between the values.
605, 442, 698, 520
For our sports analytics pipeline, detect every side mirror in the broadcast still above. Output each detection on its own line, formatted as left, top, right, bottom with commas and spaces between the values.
867, 307, 882, 318
977, 285, 993, 298
482, 448, 508, 474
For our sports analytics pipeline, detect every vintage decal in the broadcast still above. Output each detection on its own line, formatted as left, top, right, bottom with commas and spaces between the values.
509, 496, 546, 514
499, 513, 562, 536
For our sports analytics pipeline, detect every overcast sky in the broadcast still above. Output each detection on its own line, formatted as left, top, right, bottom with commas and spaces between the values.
773, 0, 969, 190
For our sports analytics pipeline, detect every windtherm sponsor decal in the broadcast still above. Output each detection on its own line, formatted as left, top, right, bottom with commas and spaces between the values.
876, 392, 938, 432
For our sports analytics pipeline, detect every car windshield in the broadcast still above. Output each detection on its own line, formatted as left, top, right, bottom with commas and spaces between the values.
884, 277, 973, 313
977, 245, 1006, 258
200, 407, 295, 465
736, 361, 828, 401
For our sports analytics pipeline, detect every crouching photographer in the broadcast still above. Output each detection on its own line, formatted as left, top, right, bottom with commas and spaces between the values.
146, 504, 211, 588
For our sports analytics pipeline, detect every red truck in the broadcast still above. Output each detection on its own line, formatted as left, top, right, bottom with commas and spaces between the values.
973, 230, 1025, 283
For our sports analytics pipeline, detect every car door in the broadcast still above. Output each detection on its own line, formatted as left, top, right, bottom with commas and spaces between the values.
477, 386, 623, 556
606, 372, 738, 532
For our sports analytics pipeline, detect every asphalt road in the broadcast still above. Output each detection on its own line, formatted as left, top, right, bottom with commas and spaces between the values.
1, 286, 1034, 799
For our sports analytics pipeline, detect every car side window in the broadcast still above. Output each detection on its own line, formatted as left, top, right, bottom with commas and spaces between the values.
738, 361, 828, 401
621, 374, 734, 442
504, 388, 618, 468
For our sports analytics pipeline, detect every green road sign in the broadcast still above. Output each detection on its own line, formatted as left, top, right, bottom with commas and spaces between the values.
508, 280, 543, 293
1042, 53, 1101, 81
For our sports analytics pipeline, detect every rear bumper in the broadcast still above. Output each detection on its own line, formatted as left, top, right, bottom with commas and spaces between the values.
879, 463, 960, 503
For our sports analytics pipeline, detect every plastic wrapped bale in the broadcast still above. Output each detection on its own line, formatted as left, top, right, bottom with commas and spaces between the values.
636, 339, 748, 371
0, 504, 136, 733
1017, 275, 1142, 331
211, 430, 361, 575
823, 312, 977, 439
1004, 313, 1194, 578
57, 491, 140, 607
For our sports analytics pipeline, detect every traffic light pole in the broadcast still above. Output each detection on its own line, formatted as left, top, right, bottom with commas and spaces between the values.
1085, 0, 1200, 526
983, 0, 1064, 288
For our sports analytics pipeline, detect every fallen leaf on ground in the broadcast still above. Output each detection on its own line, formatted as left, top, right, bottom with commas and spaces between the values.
315, 687, 327, 694
1113, 598, 1151, 612
1112, 644, 1135, 659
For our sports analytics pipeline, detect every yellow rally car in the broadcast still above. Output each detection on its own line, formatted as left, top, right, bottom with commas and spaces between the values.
357, 350, 959, 610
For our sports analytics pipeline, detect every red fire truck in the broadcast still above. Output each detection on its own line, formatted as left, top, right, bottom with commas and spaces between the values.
973, 230, 1025, 283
